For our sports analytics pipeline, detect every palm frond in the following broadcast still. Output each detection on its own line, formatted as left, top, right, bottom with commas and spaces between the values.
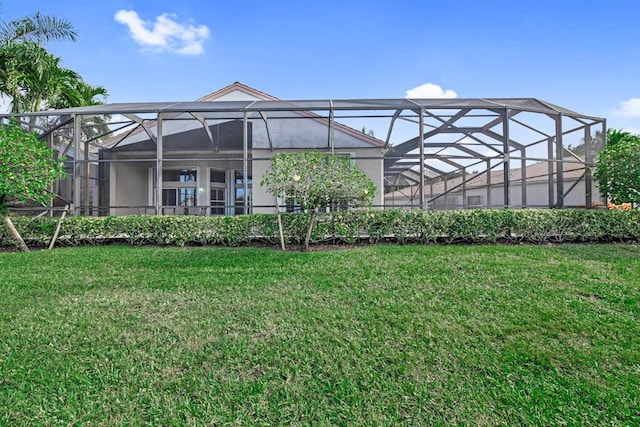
0, 12, 77, 45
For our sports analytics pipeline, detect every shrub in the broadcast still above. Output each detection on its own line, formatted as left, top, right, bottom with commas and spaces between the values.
594, 129, 640, 205
261, 152, 375, 250
1, 209, 639, 250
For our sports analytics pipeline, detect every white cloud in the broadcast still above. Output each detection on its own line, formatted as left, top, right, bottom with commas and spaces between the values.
622, 126, 640, 135
405, 82, 458, 99
114, 10, 210, 55
615, 98, 640, 117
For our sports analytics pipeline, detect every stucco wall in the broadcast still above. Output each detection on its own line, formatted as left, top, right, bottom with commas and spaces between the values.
110, 160, 152, 215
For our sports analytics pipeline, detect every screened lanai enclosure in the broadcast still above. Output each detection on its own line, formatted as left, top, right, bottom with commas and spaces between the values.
1, 83, 606, 216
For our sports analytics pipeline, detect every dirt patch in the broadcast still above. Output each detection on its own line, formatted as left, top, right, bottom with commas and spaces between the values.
578, 293, 603, 302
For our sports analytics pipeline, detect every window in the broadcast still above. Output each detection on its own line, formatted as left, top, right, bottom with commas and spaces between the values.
210, 169, 226, 215
234, 170, 252, 215
210, 188, 225, 215
210, 169, 226, 184
163, 168, 197, 182
151, 167, 199, 214
162, 188, 197, 206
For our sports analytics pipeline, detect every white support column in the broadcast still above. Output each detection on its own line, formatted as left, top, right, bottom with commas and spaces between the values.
156, 114, 163, 215
243, 110, 249, 215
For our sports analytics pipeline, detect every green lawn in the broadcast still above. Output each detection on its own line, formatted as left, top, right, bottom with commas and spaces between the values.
0, 244, 638, 426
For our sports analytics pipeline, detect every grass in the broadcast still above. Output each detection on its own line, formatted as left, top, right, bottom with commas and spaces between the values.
0, 243, 638, 426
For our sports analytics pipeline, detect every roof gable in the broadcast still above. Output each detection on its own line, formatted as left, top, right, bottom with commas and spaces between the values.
102, 82, 384, 150
197, 82, 279, 102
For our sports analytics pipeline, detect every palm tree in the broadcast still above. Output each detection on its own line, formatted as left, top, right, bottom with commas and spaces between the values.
22, 54, 82, 112
0, 41, 70, 113
50, 79, 108, 110
0, 40, 108, 113
52, 80, 110, 143
0, 5, 78, 111
0, 9, 76, 46
0, 7, 111, 149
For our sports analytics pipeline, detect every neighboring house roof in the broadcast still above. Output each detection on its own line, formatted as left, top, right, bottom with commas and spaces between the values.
385, 159, 590, 200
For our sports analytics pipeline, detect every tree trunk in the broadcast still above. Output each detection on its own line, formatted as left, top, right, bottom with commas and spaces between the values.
303, 209, 317, 252
276, 211, 286, 251
3, 215, 29, 252
275, 198, 286, 251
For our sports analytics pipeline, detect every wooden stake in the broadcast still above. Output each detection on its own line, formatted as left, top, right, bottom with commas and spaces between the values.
48, 205, 69, 250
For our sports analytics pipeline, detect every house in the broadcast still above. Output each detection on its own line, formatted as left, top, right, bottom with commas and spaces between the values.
1, 83, 606, 215
99, 82, 387, 215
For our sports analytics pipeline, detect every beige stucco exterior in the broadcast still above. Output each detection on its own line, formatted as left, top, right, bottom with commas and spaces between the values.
103, 83, 387, 216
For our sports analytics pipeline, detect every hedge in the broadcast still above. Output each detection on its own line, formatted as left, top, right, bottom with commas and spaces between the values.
1, 209, 639, 249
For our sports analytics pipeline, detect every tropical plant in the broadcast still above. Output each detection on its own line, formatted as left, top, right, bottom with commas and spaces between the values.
51, 78, 110, 142
0, 41, 50, 112
0, 122, 65, 251
594, 129, 640, 206
261, 151, 376, 250
0, 41, 107, 113
0, 9, 76, 46
49, 77, 108, 110
0, 7, 104, 114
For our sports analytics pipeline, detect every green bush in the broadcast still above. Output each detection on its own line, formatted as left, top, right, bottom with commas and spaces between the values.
1, 209, 639, 249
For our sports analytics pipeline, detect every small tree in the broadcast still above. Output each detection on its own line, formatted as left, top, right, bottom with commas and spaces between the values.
261, 152, 376, 250
594, 129, 640, 206
0, 122, 65, 251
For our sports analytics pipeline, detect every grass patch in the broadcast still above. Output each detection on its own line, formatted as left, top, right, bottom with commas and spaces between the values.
1, 244, 638, 425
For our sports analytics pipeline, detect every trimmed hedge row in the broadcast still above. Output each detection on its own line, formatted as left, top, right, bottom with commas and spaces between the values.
1, 209, 639, 249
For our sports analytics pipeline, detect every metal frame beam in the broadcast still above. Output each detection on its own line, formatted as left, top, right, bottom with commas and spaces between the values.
73, 114, 82, 215
189, 112, 216, 148
2, 96, 606, 216
124, 113, 157, 145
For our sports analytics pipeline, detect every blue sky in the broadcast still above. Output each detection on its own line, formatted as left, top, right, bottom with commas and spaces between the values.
3, 0, 640, 132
